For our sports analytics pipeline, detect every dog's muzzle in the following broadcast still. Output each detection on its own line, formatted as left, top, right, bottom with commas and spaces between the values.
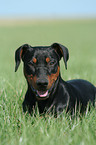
30, 78, 59, 100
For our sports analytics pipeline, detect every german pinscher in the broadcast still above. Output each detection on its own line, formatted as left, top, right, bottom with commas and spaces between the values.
15, 43, 96, 115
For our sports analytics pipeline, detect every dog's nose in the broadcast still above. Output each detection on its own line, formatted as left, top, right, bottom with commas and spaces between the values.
36, 78, 48, 87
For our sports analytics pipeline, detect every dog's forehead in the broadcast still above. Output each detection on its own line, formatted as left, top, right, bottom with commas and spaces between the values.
34, 49, 49, 57
32, 46, 56, 59
24, 46, 58, 63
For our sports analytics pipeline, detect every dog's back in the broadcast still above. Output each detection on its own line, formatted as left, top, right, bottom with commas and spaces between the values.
66, 79, 96, 109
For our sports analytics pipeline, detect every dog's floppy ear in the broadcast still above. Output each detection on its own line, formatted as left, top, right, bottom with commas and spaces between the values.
51, 43, 69, 69
15, 44, 30, 72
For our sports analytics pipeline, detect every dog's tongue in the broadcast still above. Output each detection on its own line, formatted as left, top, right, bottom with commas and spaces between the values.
37, 90, 48, 97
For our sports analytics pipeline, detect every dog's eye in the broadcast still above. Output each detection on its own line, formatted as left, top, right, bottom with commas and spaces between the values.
49, 60, 56, 66
28, 61, 36, 66
27, 62, 33, 66
27, 62, 35, 68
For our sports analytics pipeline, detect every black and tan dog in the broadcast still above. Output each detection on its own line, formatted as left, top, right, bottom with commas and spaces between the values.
15, 43, 96, 115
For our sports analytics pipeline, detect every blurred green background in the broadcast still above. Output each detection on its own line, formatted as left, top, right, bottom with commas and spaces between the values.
0, 19, 96, 145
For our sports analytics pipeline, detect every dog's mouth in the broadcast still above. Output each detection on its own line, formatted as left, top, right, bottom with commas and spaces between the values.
30, 85, 50, 100
37, 90, 48, 98
35, 89, 50, 100
30, 84, 55, 100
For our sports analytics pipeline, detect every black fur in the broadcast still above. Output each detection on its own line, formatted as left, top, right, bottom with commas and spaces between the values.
15, 43, 96, 115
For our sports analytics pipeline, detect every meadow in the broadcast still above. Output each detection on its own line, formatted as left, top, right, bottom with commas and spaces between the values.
0, 19, 96, 145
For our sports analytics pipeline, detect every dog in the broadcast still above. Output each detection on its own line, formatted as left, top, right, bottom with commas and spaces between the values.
15, 43, 96, 115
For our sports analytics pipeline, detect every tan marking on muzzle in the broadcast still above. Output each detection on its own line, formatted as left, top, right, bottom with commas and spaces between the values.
47, 66, 60, 89
24, 68, 38, 90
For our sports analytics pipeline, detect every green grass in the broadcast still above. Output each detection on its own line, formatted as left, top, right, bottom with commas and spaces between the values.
0, 19, 96, 145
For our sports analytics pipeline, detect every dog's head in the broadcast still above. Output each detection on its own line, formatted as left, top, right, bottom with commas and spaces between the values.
15, 43, 69, 100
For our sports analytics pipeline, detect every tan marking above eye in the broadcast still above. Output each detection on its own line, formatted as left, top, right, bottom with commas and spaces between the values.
32, 58, 37, 64
46, 57, 50, 63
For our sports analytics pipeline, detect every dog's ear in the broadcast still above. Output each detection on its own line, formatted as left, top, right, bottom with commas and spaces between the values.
15, 44, 30, 72
51, 43, 69, 69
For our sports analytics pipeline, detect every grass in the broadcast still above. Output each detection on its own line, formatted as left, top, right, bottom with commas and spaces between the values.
0, 19, 96, 145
